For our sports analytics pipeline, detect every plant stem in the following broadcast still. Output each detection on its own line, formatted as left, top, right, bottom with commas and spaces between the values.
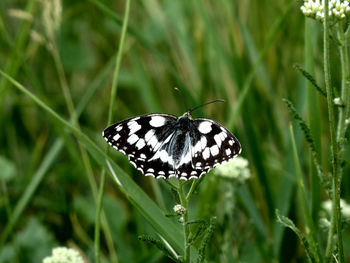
186, 179, 200, 201
323, 1, 344, 262
336, 23, 350, 141
95, 0, 131, 262
178, 180, 190, 263
289, 124, 320, 262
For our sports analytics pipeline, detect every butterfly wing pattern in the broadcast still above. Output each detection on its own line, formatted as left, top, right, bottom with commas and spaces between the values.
102, 113, 241, 180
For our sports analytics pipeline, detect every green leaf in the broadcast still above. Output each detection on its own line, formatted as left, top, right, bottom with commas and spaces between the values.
138, 235, 183, 263
276, 210, 317, 263
293, 64, 326, 98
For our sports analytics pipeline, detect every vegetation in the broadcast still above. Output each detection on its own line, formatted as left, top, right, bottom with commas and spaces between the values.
0, 0, 350, 262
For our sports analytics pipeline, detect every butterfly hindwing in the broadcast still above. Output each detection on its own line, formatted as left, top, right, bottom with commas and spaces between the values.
189, 118, 241, 170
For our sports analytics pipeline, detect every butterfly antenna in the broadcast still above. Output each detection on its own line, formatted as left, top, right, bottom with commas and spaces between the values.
174, 87, 190, 111
189, 99, 225, 114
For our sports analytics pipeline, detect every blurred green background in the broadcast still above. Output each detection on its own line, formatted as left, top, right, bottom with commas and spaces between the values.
1, 0, 350, 262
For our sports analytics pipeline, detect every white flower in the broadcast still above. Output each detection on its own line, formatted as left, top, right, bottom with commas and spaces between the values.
215, 157, 250, 181
301, 0, 350, 21
319, 217, 331, 230
43, 247, 84, 263
334, 97, 342, 105
173, 204, 186, 215
322, 199, 350, 219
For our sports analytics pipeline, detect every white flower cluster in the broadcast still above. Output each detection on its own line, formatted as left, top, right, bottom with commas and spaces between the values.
322, 199, 350, 219
43, 247, 84, 263
215, 157, 250, 181
301, 0, 350, 21
173, 204, 186, 215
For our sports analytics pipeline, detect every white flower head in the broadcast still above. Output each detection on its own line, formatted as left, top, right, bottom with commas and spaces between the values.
301, 0, 350, 21
334, 97, 342, 105
215, 157, 250, 181
173, 204, 186, 215
319, 217, 331, 230
43, 247, 84, 263
322, 199, 350, 219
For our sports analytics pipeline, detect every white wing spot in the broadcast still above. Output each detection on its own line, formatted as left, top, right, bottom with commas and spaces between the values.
210, 145, 219, 156
225, 148, 231, 155
136, 139, 146, 150
140, 153, 146, 159
194, 140, 202, 154
214, 134, 222, 148
116, 125, 123, 132
148, 136, 158, 149
200, 136, 207, 148
149, 116, 166, 127
203, 147, 210, 159
127, 134, 139, 145
229, 140, 234, 146
128, 121, 141, 135
145, 129, 155, 141
113, 134, 121, 141
159, 149, 169, 163
198, 121, 212, 134
130, 160, 137, 168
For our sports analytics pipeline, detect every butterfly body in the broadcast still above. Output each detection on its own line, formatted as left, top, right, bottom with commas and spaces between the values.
103, 112, 241, 180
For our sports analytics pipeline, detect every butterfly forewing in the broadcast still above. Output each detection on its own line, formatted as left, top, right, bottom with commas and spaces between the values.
102, 114, 178, 177
103, 113, 241, 180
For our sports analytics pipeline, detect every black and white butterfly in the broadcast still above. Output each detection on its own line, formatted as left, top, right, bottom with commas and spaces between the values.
102, 111, 241, 180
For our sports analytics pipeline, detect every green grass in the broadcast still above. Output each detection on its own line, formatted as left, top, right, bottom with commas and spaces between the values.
0, 0, 350, 262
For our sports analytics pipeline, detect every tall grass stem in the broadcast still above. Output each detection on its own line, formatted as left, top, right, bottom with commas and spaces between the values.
178, 181, 190, 263
95, 0, 131, 262
289, 124, 320, 262
323, 0, 344, 261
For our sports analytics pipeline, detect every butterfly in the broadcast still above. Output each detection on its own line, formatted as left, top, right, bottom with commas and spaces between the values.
102, 111, 241, 180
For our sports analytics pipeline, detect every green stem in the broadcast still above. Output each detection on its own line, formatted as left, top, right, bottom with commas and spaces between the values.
289, 124, 320, 263
95, 0, 131, 262
186, 179, 200, 201
336, 23, 350, 141
178, 181, 190, 263
323, 1, 344, 262
0, 0, 35, 100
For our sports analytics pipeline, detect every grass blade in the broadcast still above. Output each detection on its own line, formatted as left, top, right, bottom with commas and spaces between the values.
0, 69, 186, 255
